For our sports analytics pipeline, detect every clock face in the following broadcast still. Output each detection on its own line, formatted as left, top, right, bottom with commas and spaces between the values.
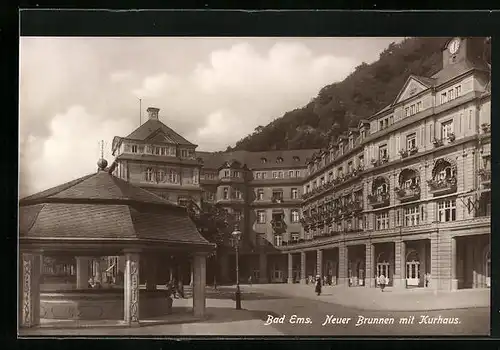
449, 39, 460, 54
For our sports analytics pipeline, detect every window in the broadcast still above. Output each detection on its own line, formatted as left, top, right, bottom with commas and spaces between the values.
306, 185, 310, 193
379, 120, 384, 130
160, 147, 166, 156
328, 172, 334, 182
145, 168, 153, 182
441, 92, 447, 104
255, 172, 261, 179
416, 101, 422, 113
358, 156, 364, 167
274, 235, 283, 247
320, 177, 325, 186
178, 197, 189, 207
455, 85, 461, 97
348, 161, 353, 173
410, 105, 415, 115
234, 189, 242, 200
257, 210, 266, 224
441, 120, 454, 140
131, 145, 138, 153
257, 189, 264, 200
234, 210, 242, 222
262, 172, 267, 179
406, 133, 416, 150
272, 191, 283, 203
223, 188, 229, 200
404, 206, 420, 227
168, 169, 178, 183
233, 171, 240, 178
337, 167, 344, 178
289, 170, 294, 178
156, 169, 165, 182
438, 199, 456, 222
224, 170, 230, 178
278, 171, 283, 178
291, 209, 300, 223
376, 212, 389, 230
291, 188, 298, 199
272, 172, 278, 179
291, 233, 299, 242
261, 158, 267, 164
277, 157, 283, 163
379, 144, 388, 160
405, 107, 409, 117
295, 170, 300, 178
181, 149, 188, 158
448, 89, 454, 101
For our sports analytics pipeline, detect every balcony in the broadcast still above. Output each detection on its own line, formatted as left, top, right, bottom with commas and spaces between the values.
400, 146, 419, 159
395, 185, 421, 202
371, 156, 389, 167
478, 169, 491, 188
481, 123, 491, 134
271, 220, 285, 231
271, 196, 284, 204
432, 138, 443, 148
367, 192, 390, 207
427, 176, 457, 196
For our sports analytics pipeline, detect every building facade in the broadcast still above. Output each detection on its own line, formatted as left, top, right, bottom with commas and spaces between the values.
107, 37, 490, 291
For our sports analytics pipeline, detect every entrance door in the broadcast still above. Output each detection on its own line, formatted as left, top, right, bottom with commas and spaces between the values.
406, 261, 420, 286
273, 269, 283, 283
376, 262, 390, 286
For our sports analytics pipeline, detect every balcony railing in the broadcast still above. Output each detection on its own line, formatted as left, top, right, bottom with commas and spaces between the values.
427, 176, 457, 196
399, 146, 419, 159
432, 138, 443, 148
271, 220, 284, 230
301, 166, 364, 201
367, 192, 390, 207
371, 156, 389, 167
395, 185, 421, 202
478, 169, 491, 186
271, 197, 284, 204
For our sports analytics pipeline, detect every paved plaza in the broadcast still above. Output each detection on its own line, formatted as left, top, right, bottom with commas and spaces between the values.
20, 284, 489, 337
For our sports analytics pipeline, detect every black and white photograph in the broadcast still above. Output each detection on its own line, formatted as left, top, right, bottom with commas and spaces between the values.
18, 29, 491, 337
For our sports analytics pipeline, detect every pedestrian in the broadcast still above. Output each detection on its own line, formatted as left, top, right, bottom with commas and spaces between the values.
177, 279, 185, 298
315, 275, 322, 296
378, 274, 387, 292
248, 275, 253, 285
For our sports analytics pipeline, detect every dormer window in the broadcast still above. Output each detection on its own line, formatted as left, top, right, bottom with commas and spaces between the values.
276, 157, 283, 163
131, 145, 138, 153
293, 156, 300, 162
261, 157, 267, 164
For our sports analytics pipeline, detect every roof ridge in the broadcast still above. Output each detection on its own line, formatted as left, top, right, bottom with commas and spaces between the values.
20, 173, 95, 202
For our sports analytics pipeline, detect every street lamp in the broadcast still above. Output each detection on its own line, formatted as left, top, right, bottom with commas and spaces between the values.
232, 224, 242, 310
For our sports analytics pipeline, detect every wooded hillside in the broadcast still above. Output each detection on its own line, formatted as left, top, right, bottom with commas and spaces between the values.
228, 37, 491, 152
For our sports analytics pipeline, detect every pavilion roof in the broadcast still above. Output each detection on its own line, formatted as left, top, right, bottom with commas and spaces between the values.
19, 167, 214, 251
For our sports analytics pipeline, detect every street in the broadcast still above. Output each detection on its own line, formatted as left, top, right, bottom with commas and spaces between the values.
20, 286, 490, 337
240, 289, 489, 336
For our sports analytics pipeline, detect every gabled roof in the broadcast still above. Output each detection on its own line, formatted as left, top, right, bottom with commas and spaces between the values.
392, 75, 433, 106
124, 119, 196, 146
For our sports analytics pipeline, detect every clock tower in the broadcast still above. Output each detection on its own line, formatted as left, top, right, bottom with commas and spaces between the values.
442, 37, 486, 70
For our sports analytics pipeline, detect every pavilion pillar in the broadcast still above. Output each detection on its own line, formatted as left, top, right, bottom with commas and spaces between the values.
94, 258, 102, 284
76, 257, 90, 289
20, 251, 42, 328
123, 251, 140, 327
192, 253, 207, 317
300, 252, 306, 284
287, 253, 293, 284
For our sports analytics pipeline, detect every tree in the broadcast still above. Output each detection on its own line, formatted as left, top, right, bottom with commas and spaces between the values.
186, 200, 237, 285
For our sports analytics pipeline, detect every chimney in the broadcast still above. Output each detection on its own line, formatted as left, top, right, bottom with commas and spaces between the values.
147, 107, 160, 120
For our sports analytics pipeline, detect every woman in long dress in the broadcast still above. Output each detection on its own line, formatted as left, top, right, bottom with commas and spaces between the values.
315, 275, 322, 296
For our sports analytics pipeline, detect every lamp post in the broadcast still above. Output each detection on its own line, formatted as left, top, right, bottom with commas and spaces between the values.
232, 224, 242, 310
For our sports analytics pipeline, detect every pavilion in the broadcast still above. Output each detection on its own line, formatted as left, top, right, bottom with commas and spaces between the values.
19, 158, 215, 328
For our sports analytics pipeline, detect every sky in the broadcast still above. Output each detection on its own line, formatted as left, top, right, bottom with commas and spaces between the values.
19, 36, 403, 197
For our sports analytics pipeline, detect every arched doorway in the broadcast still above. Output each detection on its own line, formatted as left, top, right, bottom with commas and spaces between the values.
485, 248, 491, 288
376, 252, 391, 286
406, 250, 420, 286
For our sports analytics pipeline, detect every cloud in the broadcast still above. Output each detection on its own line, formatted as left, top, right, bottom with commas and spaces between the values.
20, 37, 399, 195
20, 105, 134, 196
110, 70, 134, 83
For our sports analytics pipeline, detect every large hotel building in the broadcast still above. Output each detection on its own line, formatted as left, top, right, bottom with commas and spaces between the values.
103, 37, 491, 291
